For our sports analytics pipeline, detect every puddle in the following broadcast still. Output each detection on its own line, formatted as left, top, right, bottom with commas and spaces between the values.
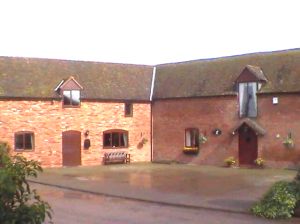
76, 176, 89, 181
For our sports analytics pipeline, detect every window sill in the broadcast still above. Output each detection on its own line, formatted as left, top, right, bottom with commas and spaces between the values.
103, 147, 128, 149
63, 105, 81, 108
183, 146, 199, 154
14, 149, 34, 152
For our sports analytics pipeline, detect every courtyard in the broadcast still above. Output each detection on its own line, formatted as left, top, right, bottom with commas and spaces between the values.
28, 163, 300, 223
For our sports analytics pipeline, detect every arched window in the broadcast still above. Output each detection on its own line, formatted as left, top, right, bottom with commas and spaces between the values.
103, 130, 128, 148
15, 131, 35, 151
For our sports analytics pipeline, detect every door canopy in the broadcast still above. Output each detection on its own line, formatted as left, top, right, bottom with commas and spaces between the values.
232, 118, 266, 136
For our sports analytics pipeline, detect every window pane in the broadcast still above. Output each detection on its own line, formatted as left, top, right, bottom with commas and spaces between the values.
191, 130, 197, 147
71, 90, 80, 106
15, 134, 24, 150
185, 129, 199, 147
185, 130, 191, 147
239, 82, 257, 117
24, 133, 33, 149
247, 82, 257, 117
63, 91, 71, 105
239, 83, 247, 117
125, 103, 132, 116
104, 133, 111, 147
112, 133, 120, 147
120, 132, 128, 147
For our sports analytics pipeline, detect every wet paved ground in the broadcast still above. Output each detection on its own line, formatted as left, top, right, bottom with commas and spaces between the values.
30, 163, 297, 213
35, 183, 299, 224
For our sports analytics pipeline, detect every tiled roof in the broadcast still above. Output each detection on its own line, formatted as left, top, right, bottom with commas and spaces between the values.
153, 49, 300, 99
0, 57, 153, 100
245, 65, 267, 82
233, 118, 266, 136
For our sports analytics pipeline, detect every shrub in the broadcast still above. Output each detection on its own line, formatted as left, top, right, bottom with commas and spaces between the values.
224, 156, 236, 167
251, 181, 300, 219
0, 142, 52, 223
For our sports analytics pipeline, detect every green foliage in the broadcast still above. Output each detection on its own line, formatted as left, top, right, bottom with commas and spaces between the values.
251, 181, 300, 219
0, 142, 52, 224
283, 132, 294, 149
198, 134, 207, 144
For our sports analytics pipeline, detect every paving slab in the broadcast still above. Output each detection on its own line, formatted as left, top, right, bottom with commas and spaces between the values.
34, 183, 300, 224
29, 163, 297, 214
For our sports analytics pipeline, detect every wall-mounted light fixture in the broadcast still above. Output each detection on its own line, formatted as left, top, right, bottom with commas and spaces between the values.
213, 128, 222, 136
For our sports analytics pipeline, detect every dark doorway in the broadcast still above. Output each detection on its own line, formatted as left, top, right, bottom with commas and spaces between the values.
62, 130, 81, 166
238, 124, 258, 165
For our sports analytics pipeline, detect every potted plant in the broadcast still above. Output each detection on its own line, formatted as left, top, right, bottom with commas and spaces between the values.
199, 134, 207, 144
224, 156, 236, 167
283, 134, 294, 149
254, 158, 264, 168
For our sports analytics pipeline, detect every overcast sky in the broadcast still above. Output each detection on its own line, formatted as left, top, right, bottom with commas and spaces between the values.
0, 0, 299, 65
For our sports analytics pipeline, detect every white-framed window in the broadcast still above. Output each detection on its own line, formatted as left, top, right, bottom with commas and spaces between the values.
63, 90, 80, 107
185, 128, 199, 147
239, 82, 257, 117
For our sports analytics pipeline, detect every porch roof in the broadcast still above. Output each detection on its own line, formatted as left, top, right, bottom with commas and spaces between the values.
232, 118, 266, 136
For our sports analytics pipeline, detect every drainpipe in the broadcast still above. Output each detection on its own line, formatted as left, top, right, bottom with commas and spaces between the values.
150, 67, 156, 162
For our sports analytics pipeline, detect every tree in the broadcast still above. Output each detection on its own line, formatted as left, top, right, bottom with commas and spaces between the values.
0, 142, 52, 224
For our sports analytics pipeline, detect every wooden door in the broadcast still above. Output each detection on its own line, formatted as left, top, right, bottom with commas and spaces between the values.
238, 124, 258, 165
62, 130, 81, 166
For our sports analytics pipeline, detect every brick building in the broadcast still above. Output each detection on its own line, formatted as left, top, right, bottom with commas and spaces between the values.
0, 57, 153, 167
0, 49, 300, 167
152, 49, 300, 168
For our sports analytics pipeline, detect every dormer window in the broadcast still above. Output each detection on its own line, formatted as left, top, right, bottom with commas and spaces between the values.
55, 76, 83, 108
63, 90, 80, 107
236, 65, 267, 118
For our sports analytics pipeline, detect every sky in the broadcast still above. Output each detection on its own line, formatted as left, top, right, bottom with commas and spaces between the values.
0, 0, 299, 65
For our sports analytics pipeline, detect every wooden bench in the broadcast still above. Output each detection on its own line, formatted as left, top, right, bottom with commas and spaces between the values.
103, 151, 130, 165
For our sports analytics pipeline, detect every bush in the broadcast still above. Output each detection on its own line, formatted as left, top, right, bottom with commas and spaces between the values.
251, 181, 300, 219
0, 142, 52, 223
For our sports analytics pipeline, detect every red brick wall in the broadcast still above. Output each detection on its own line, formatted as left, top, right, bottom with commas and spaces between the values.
152, 94, 300, 168
0, 100, 151, 167
257, 94, 300, 167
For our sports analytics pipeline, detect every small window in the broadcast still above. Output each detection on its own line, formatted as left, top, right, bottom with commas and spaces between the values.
63, 90, 80, 107
239, 82, 257, 117
103, 130, 128, 148
125, 103, 133, 117
185, 128, 199, 147
15, 132, 34, 151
